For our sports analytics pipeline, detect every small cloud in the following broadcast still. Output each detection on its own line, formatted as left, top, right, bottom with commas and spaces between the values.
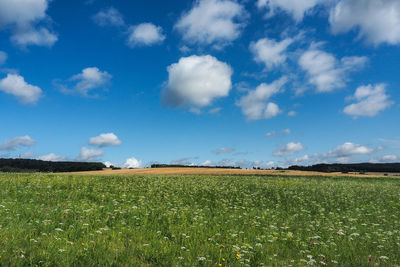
299, 47, 367, 93
0, 135, 36, 151
89, 133, 122, 147
124, 157, 142, 168
174, 0, 247, 47
92, 7, 125, 27
237, 77, 287, 120
250, 37, 293, 70
38, 153, 66, 161
0, 51, 7, 65
344, 84, 393, 117
208, 107, 222, 114
77, 147, 104, 161
127, 23, 165, 47
381, 155, 398, 162
58, 67, 112, 97
265, 131, 275, 138
0, 73, 42, 104
288, 110, 297, 116
273, 142, 304, 156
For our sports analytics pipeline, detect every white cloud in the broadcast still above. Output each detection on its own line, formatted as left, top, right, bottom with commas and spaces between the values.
237, 77, 286, 120
93, 7, 125, 27
11, 27, 57, 47
273, 142, 305, 156
344, 84, 393, 117
0, 73, 42, 104
257, 0, 323, 22
127, 23, 165, 47
0, 135, 36, 150
326, 142, 374, 158
382, 155, 398, 162
38, 153, 66, 161
124, 157, 142, 168
265, 131, 275, 137
103, 161, 114, 168
60, 67, 112, 96
89, 133, 122, 147
330, 0, 400, 46
201, 160, 213, 166
299, 48, 367, 92
175, 0, 246, 46
77, 147, 104, 161
213, 147, 235, 154
0, 0, 57, 47
162, 55, 232, 109
0, 51, 7, 65
288, 110, 297, 116
250, 37, 293, 70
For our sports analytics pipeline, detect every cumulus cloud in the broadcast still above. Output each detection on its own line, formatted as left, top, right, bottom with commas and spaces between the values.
213, 147, 235, 155
257, 0, 323, 22
0, 135, 36, 150
381, 154, 398, 162
299, 48, 367, 93
59, 67, 112, 96
250, 37, 293, 70
162, 55, 232, 110
175, 0, 246, 47
93, 7, 125, 27
11, 27, 57, 47
0, 51, 7, 65
0, 73, 42, 104
344, 84, 393, 117
237, 77, 286, 120
0, 0, 57, 47
326, 142, 374, 158
38, 153, 66, 161
127, 23, 166, 47
103, 161, 114, 168
77, 147, 104, 161
330, 0, 400, 46
273, 142, 305, 156
124, 157, 142, 168
89, 133, 122, 147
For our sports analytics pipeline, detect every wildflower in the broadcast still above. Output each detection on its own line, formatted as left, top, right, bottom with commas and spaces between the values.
222, 258, 226, 262
220, 244, 225, 248
82, 242, 85, 246
198, 257, 206, 261
287, 232, 293, 238
236, 254, 241, 260
218, 264, 222, 267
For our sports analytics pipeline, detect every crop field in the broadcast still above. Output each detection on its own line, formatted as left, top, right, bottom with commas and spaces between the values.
0, 173, 399, 266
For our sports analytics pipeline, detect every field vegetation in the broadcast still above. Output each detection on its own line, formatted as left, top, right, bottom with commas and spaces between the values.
0, 173, 399, 266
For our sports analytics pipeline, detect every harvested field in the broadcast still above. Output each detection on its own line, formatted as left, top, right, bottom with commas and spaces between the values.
68, 167, 399, 178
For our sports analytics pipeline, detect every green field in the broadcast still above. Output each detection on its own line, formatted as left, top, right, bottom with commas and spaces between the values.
0, 173, 399, 266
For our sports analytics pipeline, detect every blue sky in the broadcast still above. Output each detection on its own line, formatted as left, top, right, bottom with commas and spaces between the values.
0, 0, 399, 168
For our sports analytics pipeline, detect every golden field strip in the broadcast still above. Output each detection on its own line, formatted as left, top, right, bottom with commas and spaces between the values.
68, 167, 400, 178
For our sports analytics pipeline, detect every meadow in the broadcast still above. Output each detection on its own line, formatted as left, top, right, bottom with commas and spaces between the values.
0, 173, 399, 266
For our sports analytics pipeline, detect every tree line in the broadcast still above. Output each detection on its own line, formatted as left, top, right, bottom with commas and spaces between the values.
151, 164, 241, 169
288, 163, 400, 173
0, 158, 105, 173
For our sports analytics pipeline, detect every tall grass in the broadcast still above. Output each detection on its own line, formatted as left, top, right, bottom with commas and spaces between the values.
0, 173, 399, 266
